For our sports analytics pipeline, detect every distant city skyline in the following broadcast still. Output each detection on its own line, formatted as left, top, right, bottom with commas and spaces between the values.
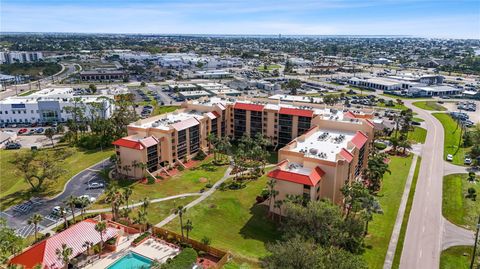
1, 0, 479, 39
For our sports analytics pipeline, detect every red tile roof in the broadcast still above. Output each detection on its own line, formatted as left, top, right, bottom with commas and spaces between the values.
365, 119, 375, 128
343, 111, 356, 119
340, 148, 354, 163
279, 107, 314, 117
10, 219, 120, 269
268, 166, 325, 186
351, 131, 368, 149
234, 102, 264, 112
212, 111, 221, 118
112, 138, 144, 150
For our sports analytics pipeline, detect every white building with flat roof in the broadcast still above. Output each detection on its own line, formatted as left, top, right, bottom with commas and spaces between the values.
0, 51, 43, 64
0, 88, 114, 125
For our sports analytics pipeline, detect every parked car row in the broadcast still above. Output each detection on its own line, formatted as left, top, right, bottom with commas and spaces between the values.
141, 105, 153, 118
0, 122, 58, 129
17, 127, 45, 135
446, 154, 474, 165
457, 101, 477, 112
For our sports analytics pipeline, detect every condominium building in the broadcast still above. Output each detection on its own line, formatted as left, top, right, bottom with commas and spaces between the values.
113, 97, 374, 183
0, 51, 43, 64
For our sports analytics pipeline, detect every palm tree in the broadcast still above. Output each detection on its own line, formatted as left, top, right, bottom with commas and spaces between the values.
65, 196, 77, 223
94, 221, 107, 257
274, 200, 283, 223
184, 219, 193, 240
28, 214, 43, 241
206, 133, 217, 155
123, 187, 133, 210
44, 128, 56, 147
266, 179, 277, 215
78, 197, 91, 220
131, 160, 139, 178
174, 206, 187, 241
105, 186, 122, 220
82, 241, 94, 256
55, 243, 73, 269
59, 206, 68, 229
138, 162, 148, 178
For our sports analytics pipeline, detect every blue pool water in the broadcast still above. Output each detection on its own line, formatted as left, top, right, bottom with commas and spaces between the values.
107, 252, 152, 269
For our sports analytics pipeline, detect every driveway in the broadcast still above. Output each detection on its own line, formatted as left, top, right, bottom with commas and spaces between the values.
1, 159, 110, 237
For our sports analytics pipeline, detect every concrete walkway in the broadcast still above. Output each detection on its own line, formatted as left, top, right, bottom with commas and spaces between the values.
444, 161, 480, 176
155, 165, 234, 227
383, 154, 419, 269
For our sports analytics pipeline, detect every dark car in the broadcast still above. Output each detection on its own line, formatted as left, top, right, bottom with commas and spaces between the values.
36, 128, 44, 134
5, 142, 21, 150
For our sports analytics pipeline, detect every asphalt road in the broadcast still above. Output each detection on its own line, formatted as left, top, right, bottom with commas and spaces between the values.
399, 100, 445, 269
0, 159, 110, 237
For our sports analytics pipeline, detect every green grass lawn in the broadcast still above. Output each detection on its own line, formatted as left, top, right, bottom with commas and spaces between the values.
442, 173, 480, 230
0, 146, 113, 210
392, 157, 422, 269
407, 127, 427, 144
376, 102, 408, 111
152, 105, 180, 116
413, 101, 447, 111
129, 196, 197, 225
18, 90, 37, 96
440, 246, 473, 269
164, 170, 280, 263
412, 117, 424, 122
91, 157, 228, 209
363, 155, 414, 269
257, 64, 281, 71
380, 93, 427, 100
433, 113, 470, 165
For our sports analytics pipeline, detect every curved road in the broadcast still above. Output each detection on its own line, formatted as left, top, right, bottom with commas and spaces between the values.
399, 102, 445, 268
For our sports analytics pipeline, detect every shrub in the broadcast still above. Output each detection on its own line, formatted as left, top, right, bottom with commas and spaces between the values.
193, 150, 207, 160
161, 248, 198, 269
374, 142, 387, 150
205, 183, 213, 188
178, 165, 185, 171
201, 236, 211, 246
147, 176, 156, 184
133, 232, 151, 244
106, 237, 117, 245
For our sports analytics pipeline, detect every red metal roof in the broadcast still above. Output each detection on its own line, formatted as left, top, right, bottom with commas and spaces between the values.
112, 138, 144, 150
340, 148, 354, 163
343, 111, 356, 119
233, 102, 264, 112
212, 111, 221, 118
10, 219, 120, 269
351, 131, 368, 149
279, 107, 314, 117
267, 166, 325, 186
365, 119, 375, 128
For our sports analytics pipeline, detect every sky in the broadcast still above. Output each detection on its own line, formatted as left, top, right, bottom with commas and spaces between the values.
1, 0, 479, 39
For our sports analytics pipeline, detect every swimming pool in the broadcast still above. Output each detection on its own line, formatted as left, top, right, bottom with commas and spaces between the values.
107, 252, 152, 269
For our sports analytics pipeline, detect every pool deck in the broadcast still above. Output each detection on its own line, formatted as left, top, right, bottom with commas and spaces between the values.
83, 236, 180, 268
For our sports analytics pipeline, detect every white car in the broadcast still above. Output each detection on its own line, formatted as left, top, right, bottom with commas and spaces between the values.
78, 195, 96, 203
465, 158, 472, 165
87, 182, 104, 189
52, 206, 66, 216
446, 154, 453, 161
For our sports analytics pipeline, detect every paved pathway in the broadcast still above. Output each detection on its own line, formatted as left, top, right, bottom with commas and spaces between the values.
442, 220, 475, 250
444, 161, 480, 176
383, 154, 419, 269
155, 165, 234, 227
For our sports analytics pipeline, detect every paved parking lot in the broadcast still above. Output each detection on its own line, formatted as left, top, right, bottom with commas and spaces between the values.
0, 159, 111, 238
443, 101, 480, 124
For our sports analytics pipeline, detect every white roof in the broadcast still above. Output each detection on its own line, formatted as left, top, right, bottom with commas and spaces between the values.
290, 129, 356, 162
134, 110, 204, 130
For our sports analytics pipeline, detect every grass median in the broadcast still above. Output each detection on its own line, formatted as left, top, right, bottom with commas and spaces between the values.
413, 101, 447, 111
440, 246, 473, 269
433, 113, 470, 165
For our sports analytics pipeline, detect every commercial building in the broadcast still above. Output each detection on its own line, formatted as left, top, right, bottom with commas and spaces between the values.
80, 70, 127, 81
178, 90, 213, 100
0, 51, 43, 64
410, 85, 462, 97
0, 88, 114, 125
197, 83, 241, 97
194, 70, 233, 79
113, 96, 374, 179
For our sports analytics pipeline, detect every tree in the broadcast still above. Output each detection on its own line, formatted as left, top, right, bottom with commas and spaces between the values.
59, 206, 68, 229
94, 221, 107, 257
123, 187, 133, 209
363, 152, 391, 192
28, 214, 43, 241
55, 243, 73, 269
274, 200, 284, 222
105, 186, 123, 220
0, 218, 24, 263
201, 236, 211, 246
266, 179, 278, 216
184, 219, 193, 240
174, 206, 187, 241
82, 241, 94, 256
78, 196, 91, 220
44, 128, 56, 147
88, 84, 97, 94
263, 237, 367, 269
285, 79, 302, 95
282, 200, 365, 254
467, 187, 477, 200
140, 81, 146, 87
65, 196, 77, 223
15, 150, 65, 192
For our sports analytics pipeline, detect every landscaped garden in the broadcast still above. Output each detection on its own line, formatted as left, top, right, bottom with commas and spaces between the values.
433, 113, 470, 165
91, 157, 229, 209
164, 170, 280, 263
363, 155, 414, 269
413, 101, 447, 111
440, 246, 472, 269
0, 146, 113, 210
442, 173, 480, 230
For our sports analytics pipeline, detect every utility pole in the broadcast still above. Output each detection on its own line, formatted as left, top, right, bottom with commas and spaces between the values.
470, 215, 480, 269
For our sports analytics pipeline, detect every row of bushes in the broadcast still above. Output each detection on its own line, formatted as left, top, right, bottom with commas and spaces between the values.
133, 232, 151, 244
161, 248, 197, 269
